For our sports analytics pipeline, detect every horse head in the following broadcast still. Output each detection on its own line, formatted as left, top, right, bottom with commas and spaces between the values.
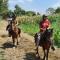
44, 28, 53, 38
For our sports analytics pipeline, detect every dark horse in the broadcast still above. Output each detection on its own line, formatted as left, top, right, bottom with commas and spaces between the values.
6, 22, 21, 46
34, 28, 53, 60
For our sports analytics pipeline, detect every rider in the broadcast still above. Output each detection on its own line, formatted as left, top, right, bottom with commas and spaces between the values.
7, 12, 18, 24
39, 15, 55, 51
6, 12, 18, 36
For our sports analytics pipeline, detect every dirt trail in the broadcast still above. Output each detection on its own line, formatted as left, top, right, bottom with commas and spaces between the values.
0, 21, 60, 60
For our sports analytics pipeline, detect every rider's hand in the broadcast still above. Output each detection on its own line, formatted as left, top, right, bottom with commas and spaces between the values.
41, 28, 46, 31
47, 27, 50, 29
47, 25, 51, 29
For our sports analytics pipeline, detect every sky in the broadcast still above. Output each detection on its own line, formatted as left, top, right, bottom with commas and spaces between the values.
8, 0, 60, 14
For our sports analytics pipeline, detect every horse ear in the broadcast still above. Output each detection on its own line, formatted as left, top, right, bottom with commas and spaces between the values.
51, 28, 53, 33
52, 28, 53, 31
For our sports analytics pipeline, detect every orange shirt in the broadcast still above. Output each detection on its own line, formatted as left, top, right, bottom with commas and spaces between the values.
40, 19, 50, 32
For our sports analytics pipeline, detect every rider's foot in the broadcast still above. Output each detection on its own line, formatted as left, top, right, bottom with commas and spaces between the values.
51, 46, 55, 51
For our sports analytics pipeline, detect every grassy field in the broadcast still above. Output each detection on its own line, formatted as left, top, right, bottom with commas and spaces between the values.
20, 23, 39, 36
17, 15, 60, 47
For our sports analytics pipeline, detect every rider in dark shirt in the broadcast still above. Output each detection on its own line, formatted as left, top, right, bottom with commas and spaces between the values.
6, 12, 17, 37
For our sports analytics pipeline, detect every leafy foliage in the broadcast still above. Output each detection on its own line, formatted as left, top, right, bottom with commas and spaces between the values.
14, 5, 25, 16
55, 7, 60, 13
0, 0, 8, 18
46, 8, 55, 15
18, 15, 60, 47
14, 5, 36, 16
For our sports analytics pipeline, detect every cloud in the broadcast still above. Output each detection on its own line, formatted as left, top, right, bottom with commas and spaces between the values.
8, 0, 24, 10
8, 0, 33, 10
52, 0, 60, 9
53, 3, 60, 8
18, 0, 33, 3
9, 0, 33, 4
8, 0, 24, 4
18, 0, 24, 3
26, 0, 33, 2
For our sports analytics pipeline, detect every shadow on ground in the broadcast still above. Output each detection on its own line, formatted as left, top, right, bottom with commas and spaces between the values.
1, 42, 14, 49
0, 34, 8, 38
24, 52, 42, 60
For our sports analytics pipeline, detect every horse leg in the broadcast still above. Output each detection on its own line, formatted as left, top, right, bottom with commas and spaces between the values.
36, 40, 39, 55
12, 38, 15, 46
17, 37, 19, 45
36, 42, 40, 59
8, 31, 11, 37
36, 46, 39, 55
46, 49, 49, 60
36, 46, 41, 60
19, 33, 20, 37
18, 28, 21, 37
43, 48, 45, 60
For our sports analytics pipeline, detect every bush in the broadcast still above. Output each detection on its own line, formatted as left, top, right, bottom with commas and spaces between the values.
18, 15, 60, 47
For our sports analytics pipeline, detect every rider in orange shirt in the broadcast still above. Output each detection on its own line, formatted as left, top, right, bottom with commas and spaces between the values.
39, 15, 55, 51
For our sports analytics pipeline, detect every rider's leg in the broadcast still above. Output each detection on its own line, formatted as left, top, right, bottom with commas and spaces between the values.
8, 30, 11, 37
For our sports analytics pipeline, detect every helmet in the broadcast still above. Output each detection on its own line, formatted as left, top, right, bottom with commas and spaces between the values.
42, 14, 47, 20
43, 14, 47, 18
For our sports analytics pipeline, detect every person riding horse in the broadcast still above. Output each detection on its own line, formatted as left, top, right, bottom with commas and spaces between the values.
38, 15, 55, 51
7, 12, 16, 24
6, 13, 21, 46
6, 12, 18, 37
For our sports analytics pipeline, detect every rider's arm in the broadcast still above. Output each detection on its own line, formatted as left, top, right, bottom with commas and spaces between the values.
40, 28, 46, 31
47, 20, 51, 29
15, 21, 18, 26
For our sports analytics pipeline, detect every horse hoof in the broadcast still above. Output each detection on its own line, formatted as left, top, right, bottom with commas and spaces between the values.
13, 44, 17, 48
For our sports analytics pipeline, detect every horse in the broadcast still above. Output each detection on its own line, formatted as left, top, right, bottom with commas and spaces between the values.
34, 28, 53, 60
6, 22, 21, 46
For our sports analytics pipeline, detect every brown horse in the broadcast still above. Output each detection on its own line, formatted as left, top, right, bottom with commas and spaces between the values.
6, 22, 21, 46
34, 28, 53, 60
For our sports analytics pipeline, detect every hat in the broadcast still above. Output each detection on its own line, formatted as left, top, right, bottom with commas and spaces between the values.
43, 14, 47, 18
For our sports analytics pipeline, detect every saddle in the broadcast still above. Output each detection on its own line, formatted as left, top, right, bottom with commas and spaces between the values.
34, 30, 52, 46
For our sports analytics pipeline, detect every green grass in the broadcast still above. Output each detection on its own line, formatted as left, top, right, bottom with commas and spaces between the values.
19, 23, 39, 36
18, 15, 60, 47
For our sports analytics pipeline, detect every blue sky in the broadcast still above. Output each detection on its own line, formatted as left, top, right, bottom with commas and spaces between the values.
8, 0, 60, 14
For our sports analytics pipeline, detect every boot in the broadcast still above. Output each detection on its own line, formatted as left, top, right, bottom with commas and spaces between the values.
8, 33, 11, 37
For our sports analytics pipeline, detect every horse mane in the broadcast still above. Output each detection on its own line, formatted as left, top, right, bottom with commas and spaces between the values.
40, 29, 53, 44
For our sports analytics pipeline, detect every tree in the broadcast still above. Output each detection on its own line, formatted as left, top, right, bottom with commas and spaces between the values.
37, 12, 40, 15
0, 0, 8, 18
26, 11, 36, 16
14, 5, 25, 16
14, 5, 36, 16
55, 7, 60, 13
46, 8, 55, 15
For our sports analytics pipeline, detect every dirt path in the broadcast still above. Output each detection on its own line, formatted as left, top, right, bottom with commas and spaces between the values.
0, 21, 60, 60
